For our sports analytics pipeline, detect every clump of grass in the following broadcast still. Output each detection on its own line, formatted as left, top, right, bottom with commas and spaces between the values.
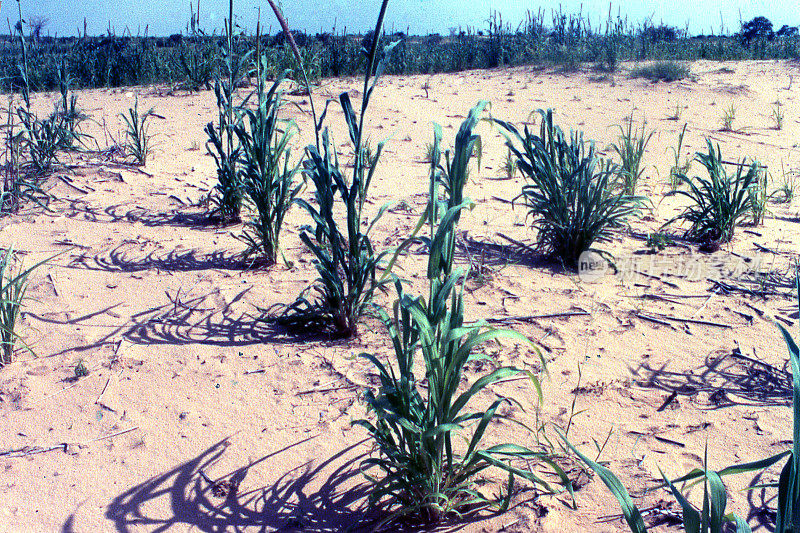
422, 141, 435, 163
1, 248, 44, 366
205, 83, 243, 222
356, 103, 561, 528
645, 231, 672, 253
234, 70, 302, 265
666, 102, 683, 121
120, 97, 156, 166
17, 108, 59, 175
748, 166, 768, 226
17, 97, 85, 177
501, 146, 517, 179
610, 112, 655, 194
629, 61, 690, 82
74, 359, 89, 378
667, 124, 691, 190
496, 109, 647, 266
11, 59, 87, 183
720, 102, 736, 131
772, 100, 785, 130
665, 139, 758, 243
179, 41, 215, 92
564, 436, 752, 533
772, 162, 797, 204
1, 99, 49, 215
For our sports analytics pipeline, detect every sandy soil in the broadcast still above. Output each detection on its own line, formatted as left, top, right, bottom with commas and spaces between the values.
2, 59, 800, 532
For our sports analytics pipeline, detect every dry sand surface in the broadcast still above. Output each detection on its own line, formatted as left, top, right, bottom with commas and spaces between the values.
2, 59, 800, 532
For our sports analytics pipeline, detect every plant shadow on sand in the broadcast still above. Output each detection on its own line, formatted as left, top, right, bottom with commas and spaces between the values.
631, 347, 792, 408
401, 230, 565, 274
121, 290, 337, 347
60, 199, 235, 230
745, 469, 781, 531
95, 436, 378, 532
456, 234, 564, 272
67, 436, 516, 533
30, 288, 339, 360
71, 244, 255, 273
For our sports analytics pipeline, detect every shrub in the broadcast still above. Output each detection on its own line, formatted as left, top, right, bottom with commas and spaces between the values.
665, 140, 758, 243
496, 109, 646, 266
630, 61, 690, 82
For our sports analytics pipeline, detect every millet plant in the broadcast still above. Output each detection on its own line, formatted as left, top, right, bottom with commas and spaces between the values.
356, 102, 565, 527
665, 139, 758, 243
496, 109, 646, 266
277, 0, 396, 336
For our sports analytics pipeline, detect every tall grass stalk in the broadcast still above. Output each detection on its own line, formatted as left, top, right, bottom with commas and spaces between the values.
772, 101, 785, 130
54, 62, 88, 151
667, 123, 691, 190
205, 0, 250, 222
748, 166, 768, 226
265, 0, 320, 149
120, 97, 155, 166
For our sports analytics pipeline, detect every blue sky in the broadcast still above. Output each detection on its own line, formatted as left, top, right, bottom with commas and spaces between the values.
15, 1, 800, 37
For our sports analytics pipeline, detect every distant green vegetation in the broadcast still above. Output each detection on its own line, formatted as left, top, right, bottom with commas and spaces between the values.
4, 10, 800, 92
629, 60, 691, 82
